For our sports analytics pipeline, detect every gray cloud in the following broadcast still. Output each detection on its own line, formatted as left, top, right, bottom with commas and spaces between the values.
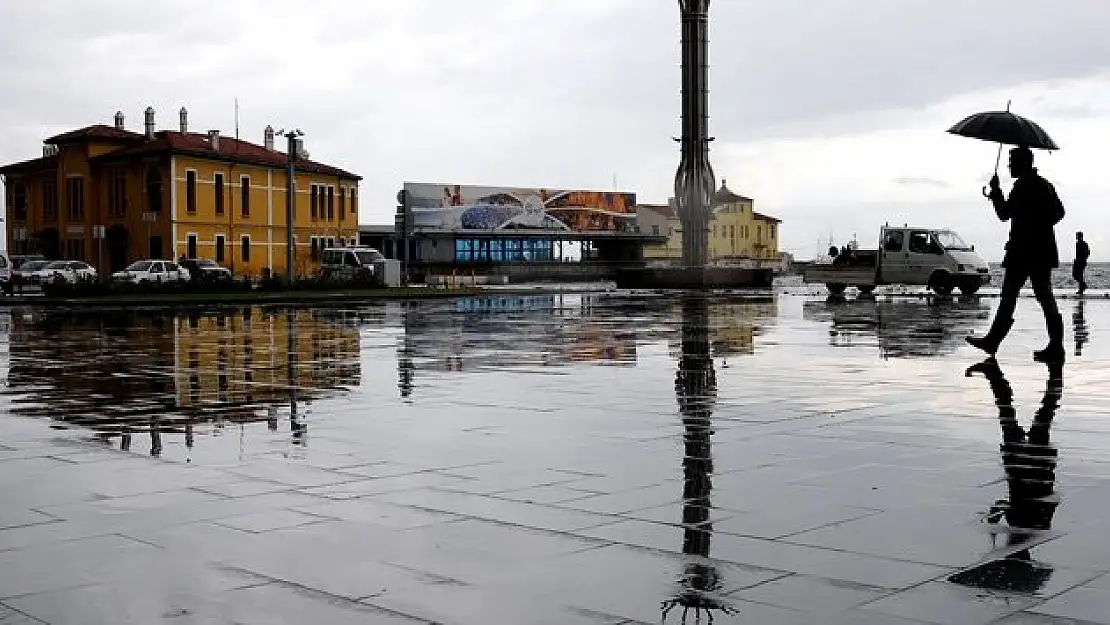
2, 0, 1109, 258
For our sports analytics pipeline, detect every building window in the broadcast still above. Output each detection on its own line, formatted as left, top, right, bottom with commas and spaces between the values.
65, 238, 85, 260
145, 168, 163, 213
350, 188, 357, 215
214, 173, 224, 215
326, 186, 334, 220
310, 185, 318, 220
66, 177, 84, 220
149, 235, 163, 258
214, 234, 225, 263
241, 235, 251, 263
186, 170, 197, 213
42, 180, 58, 221
186, 233, 198, 259
107, 170, 126, 217
339, 188, 346, 221
310, 236, 320, 261
11, 182, 27, 220
240, 176, 250, 217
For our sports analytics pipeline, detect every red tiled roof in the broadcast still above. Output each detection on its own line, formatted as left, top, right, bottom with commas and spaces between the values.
0, 154, 59, 175
753, 212, 782, 223
92, 131, 361, 180
713, 180, 753, 205
45, 124, 146, 144
638, 203, 677, 219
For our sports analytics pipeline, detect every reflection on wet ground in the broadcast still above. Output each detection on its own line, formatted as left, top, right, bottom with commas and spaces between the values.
1, 292, 1109, 624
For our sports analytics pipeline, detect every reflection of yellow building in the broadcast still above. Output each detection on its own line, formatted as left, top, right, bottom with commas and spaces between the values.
666, 296, 778, 358
0, 108, 360, 277
637, 181, 782, 264
174, 308, 360, 408
710, 298, 778, 356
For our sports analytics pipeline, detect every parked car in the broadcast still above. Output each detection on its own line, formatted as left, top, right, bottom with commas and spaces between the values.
111, 260, 191, 284
0, 252, 11, 295
40, 260, 98, 284
13, 259, 50, 284
178, 258, 233, 282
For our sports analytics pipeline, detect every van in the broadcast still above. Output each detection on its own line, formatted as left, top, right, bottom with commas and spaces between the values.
319, 246, 385, 281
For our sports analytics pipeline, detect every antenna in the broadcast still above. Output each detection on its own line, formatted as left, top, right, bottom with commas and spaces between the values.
234, 98, 240, 140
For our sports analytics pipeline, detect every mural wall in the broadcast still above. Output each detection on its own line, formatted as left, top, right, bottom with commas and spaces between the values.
403, 183, 637, 233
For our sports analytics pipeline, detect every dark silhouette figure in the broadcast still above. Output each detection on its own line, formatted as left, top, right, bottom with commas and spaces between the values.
1073, 232, 1090, 295
662, 295, 736, 624
956, 358, 1062, 594
968, 147, 1066, 362
1073, 300, 1088, 357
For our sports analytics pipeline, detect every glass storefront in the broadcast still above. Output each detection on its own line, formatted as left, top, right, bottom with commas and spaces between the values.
454, 238, 555, 263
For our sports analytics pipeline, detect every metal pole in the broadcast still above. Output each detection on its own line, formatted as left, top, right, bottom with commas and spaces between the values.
285, 132, 296, 285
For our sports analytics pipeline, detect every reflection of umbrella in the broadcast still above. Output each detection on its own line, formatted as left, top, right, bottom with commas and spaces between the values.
948, 101, 1060, 192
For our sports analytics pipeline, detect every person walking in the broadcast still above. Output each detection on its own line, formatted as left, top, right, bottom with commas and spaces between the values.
1073, 232, 1090, 295
967, 146, 1066, 362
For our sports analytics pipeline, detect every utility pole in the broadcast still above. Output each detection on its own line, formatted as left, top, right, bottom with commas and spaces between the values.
277, 129, 303, 285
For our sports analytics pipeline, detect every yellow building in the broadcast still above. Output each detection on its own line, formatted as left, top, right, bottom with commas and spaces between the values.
0, 107, 361, 277
636, 181, 782, 265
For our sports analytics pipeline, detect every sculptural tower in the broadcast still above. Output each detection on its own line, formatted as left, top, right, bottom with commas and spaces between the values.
674, 0, 716, 268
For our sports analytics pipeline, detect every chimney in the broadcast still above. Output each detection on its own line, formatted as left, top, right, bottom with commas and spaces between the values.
263, 125, 275, 151
207, 129, 220, 151
143, 106, 155, 139
294, 138, 308, 160
114, 111, 125, 130
179, 107, 188, 133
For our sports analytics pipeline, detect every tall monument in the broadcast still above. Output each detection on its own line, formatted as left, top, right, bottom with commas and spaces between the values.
674, 0, 716, 268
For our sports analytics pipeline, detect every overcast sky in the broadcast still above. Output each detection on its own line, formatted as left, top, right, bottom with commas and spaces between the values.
3, 0, 1110, 261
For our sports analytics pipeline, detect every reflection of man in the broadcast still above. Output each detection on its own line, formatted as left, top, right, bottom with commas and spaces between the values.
967, 147, 1066, 362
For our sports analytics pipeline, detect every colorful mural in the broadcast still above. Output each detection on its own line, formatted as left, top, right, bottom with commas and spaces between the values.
403, 183, 637, 232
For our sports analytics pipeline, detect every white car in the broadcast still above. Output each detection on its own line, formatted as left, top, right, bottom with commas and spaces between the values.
40, 260, 98, 284
111, 260, 191, 284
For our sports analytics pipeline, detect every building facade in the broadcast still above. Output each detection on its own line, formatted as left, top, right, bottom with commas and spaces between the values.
0, 108, 361, 277
636, 181, 782, 266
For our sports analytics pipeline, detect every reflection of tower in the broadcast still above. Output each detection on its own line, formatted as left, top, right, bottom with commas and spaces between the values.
287, 309, 306, 448
398, 302, 415, 399
954, 359, 1062, 594
1073, 300, 1088, 357
674, 0, 716, 268
663, 294, 735, 623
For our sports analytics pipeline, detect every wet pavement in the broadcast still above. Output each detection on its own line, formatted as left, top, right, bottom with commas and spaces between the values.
0, 292, 1109, 624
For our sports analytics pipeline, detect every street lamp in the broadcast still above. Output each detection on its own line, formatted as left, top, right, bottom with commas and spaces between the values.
275, 128, 304, 285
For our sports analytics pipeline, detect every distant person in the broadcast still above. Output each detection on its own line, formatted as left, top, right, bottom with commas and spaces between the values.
966, 146, 1066, 362
1073, 231, 1090, 295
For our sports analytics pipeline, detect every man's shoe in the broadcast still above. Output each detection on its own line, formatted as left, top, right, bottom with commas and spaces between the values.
1033, 343, 1066, 363
967, 335, 1000, 355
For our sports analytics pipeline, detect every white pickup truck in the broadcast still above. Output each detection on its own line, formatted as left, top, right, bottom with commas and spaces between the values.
803, 226, 992, 296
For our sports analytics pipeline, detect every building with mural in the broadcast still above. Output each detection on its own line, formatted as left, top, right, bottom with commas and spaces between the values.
0, 108, 360, 277
383, 182, 664, 277
636, 181, 782, 267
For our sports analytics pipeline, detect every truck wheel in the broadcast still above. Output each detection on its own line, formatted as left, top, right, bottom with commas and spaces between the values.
959, 281, 980, 295
857, 285, 876, 294
929, 272, 953, 296
827, 283, 847, 295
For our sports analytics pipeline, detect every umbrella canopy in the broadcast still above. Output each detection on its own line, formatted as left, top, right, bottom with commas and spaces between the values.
948, 110, 1059, 151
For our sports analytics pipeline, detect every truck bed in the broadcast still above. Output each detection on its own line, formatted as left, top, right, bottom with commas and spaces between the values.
802, 250, 879, 286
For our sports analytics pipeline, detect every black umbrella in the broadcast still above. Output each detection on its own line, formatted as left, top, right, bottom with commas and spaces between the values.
948, 101, 1059, 195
